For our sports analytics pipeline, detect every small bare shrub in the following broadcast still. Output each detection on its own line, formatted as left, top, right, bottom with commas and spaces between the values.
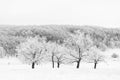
111, 53, 119, 58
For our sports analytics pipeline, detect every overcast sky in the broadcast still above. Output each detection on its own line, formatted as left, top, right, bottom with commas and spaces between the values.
0, 0, 120, 28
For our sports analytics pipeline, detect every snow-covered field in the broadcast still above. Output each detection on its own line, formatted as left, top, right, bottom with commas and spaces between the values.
0, 49, 120, 80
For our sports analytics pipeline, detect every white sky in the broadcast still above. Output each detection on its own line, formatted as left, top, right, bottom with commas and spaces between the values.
0, 0, 120, 28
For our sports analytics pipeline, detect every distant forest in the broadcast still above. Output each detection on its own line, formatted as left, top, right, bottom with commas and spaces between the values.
0, 25, 120, 57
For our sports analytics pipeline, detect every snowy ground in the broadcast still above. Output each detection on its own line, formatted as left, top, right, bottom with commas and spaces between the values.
0, 49, 120, 80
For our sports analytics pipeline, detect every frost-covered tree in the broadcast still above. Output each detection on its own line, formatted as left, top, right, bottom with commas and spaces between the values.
54, 44, 68, 68
46, 42, 68, 68
45, 42, 56, 68
16, 36, 47, 69
87, 46, 105, 69
64, 31, 93, 68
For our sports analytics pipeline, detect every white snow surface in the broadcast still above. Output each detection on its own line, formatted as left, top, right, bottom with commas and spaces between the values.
0, 49, 120, 80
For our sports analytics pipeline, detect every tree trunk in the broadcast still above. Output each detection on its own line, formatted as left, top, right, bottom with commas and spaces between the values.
52, 55, 54, 68
76, 58, 81, 69
76, 61, 80, 68
32, 62, 35, 69
94, 62, 97, 69
52, 61, 54, 68
57, 62, 60, 68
